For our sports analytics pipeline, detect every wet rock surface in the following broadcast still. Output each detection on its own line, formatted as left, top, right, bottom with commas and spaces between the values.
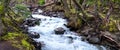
27, 10, 120, 50
21, 17, 41, 33
79, 27, 120, 50
30, 39, 42, 50
28, 32, 40, 38
87, 37, 101, 44
76, 27, 120, 50
54, 27, 65, 35
28, 11, 107, 50
22, 17, 40, 27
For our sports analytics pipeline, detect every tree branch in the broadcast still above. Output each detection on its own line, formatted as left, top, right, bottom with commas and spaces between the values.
72, 0, 90, 26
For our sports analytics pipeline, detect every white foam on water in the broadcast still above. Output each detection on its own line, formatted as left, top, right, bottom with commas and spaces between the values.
28, 14, 106, 50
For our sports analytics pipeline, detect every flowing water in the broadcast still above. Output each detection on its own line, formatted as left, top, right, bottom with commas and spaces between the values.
28, 10, 106, 50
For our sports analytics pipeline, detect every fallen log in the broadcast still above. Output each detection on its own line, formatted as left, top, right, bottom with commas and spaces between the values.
101, 35, 120, 49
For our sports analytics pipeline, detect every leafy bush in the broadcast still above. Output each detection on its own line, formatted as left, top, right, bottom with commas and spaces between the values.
14, 4, 31, 17
38, 0, 45, 5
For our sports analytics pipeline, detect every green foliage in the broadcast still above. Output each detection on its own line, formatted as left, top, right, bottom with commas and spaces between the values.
0, 2, 4, 14
108, 21, 117, 32
100, 20, 119, 32
14, 4, 31, 17
22, 39, 30, 47
112, 0, 120, 4
86, 0, 95, 5
0, 0, 35, 50
2, 32, 35, 50
2, 32, 19, 40
21, 39, 32, 50
15, 17, 25, 24
38, 0, 45, 5
70, 9, 76, 13
15, 4, 27, 11
1, 17, 20, 32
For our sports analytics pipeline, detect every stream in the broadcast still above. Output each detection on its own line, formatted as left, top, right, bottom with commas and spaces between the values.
28, 10, 106, 50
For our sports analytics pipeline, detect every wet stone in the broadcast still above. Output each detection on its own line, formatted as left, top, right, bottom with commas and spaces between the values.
67, 36, 73, 43
88, 37, 101, 44
54, 27, 65, 35
29, 32, 40, 38
22, 18, 40, 27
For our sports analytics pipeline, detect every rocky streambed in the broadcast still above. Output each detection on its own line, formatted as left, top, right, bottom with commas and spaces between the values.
22, 9, 108, 50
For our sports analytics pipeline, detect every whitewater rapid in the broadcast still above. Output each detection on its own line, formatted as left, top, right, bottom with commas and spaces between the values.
28, 11, 106, 50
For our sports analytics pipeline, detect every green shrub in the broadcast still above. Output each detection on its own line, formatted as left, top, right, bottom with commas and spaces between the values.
14, 4, 31, 17
38, 0, 45, 5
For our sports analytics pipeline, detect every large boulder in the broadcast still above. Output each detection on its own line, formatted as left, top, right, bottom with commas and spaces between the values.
54, 27, 65, 35
29, 32, 40, 38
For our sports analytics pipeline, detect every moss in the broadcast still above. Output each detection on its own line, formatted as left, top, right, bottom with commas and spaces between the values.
15, 17, 25, 24
108, 21, 118, 32
1, 32, 35, 50
0, 2, 4, 14
1, 17, 20, 32
2, 32, 19, 40
21, 39, 33, 50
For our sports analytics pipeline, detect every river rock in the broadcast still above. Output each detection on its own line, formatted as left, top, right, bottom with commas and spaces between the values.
35, 42, 42, 50
29, 32, 40, 38
67, 36, 73, 43
31, 40, 42, 50
54, 27, 65, 34
88, 37, 101, 44
81, 36, 87, 41
22, 18, 40, 27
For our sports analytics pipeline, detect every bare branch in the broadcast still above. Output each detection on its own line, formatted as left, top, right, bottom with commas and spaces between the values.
105, 0, 113, 23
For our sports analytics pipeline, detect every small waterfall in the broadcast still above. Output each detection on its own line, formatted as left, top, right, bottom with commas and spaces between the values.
28, 10, 106, 50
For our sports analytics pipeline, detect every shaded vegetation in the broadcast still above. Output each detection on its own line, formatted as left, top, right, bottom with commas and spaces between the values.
42, 0, 120, 49
0, 0, 35, 50
0, 0, 120, 50
1, 32, 35, 50
38, 0, 45, 5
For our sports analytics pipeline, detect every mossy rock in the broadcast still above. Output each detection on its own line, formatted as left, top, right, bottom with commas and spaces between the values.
1, 32, 35, 50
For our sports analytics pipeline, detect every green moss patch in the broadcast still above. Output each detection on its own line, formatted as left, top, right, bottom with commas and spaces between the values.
1, 32, 35, 50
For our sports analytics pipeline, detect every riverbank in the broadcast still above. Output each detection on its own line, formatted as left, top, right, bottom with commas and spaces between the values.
0, 0, 120, 49
31, 4, 120, 49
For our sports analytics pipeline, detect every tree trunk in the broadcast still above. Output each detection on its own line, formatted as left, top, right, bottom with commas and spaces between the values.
0, 19, 5, 36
